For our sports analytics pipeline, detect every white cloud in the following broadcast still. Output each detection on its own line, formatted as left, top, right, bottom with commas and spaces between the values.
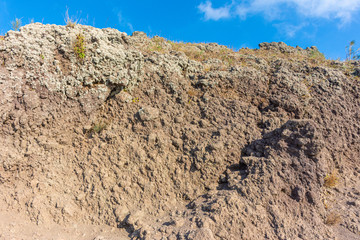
240, 0, 360, 23
117, 11, 134, 33
199, 0, 360, 23
274, 22, 308, 37
127, 23, 134, 33
198, 1, 231, 21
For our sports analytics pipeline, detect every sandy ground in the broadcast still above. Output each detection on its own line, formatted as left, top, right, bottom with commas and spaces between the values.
0, 210, 129, 240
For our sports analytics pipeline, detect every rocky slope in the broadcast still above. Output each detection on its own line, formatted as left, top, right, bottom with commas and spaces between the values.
0, 23, 359, 240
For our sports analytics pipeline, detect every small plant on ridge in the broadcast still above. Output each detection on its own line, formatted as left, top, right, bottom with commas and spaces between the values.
309, 49, 325, 60
64, 7, 78, 28
346, 40, 360, 61
11, 18, 22, 31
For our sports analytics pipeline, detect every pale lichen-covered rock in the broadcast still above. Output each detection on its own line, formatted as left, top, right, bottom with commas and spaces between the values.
138, 106, 160, 121
1, 23, 145, 114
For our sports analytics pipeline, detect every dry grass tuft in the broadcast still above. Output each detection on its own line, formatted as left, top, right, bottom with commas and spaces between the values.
324, 170, 339, 188
168, 41, 237, 65
187, 89, 201, 97
146, 36, 166, 53
309, 49, 325, 60
11, 18, 22, 31
203, 64, 212, 72
64, 8, 78, 28
325, 212, 342, 226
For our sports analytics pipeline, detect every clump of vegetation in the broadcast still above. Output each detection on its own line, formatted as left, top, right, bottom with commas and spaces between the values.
187, 89, 200, 97
0, 36, 4, 41
64, 8, 78, 28
144, 35, 240, 68
74, 33, 86, 60
325, 212, 342, 225
191, 50, 206, 62
309, 49, 325, 60
11, 18, 22, 31
91, 120, 108, 134
132, 97, 139, 103
169, 41, 236, 66
221, 55, 236, 67
168, 41, 184, 52
324, 170, 339, 188
147, 36, 166, 53
346, 40, 360, 61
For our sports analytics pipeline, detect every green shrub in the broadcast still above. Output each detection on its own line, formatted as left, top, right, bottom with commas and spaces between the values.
92, 120, 107, 133
74, 33, 86, 60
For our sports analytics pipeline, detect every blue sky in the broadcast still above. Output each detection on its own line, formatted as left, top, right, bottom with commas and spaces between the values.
1, 0, 360, 60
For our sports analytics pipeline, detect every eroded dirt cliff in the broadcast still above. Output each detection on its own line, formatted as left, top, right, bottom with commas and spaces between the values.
0, 23, 359, 240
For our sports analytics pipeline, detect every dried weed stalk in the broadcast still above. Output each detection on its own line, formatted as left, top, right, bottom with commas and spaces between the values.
325, 212, 341, 226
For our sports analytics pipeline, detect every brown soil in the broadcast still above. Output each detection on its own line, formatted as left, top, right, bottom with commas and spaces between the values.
0, 23, 359, 239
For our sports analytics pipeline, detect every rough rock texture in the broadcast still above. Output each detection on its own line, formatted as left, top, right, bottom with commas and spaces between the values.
0, 23, 360, 239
